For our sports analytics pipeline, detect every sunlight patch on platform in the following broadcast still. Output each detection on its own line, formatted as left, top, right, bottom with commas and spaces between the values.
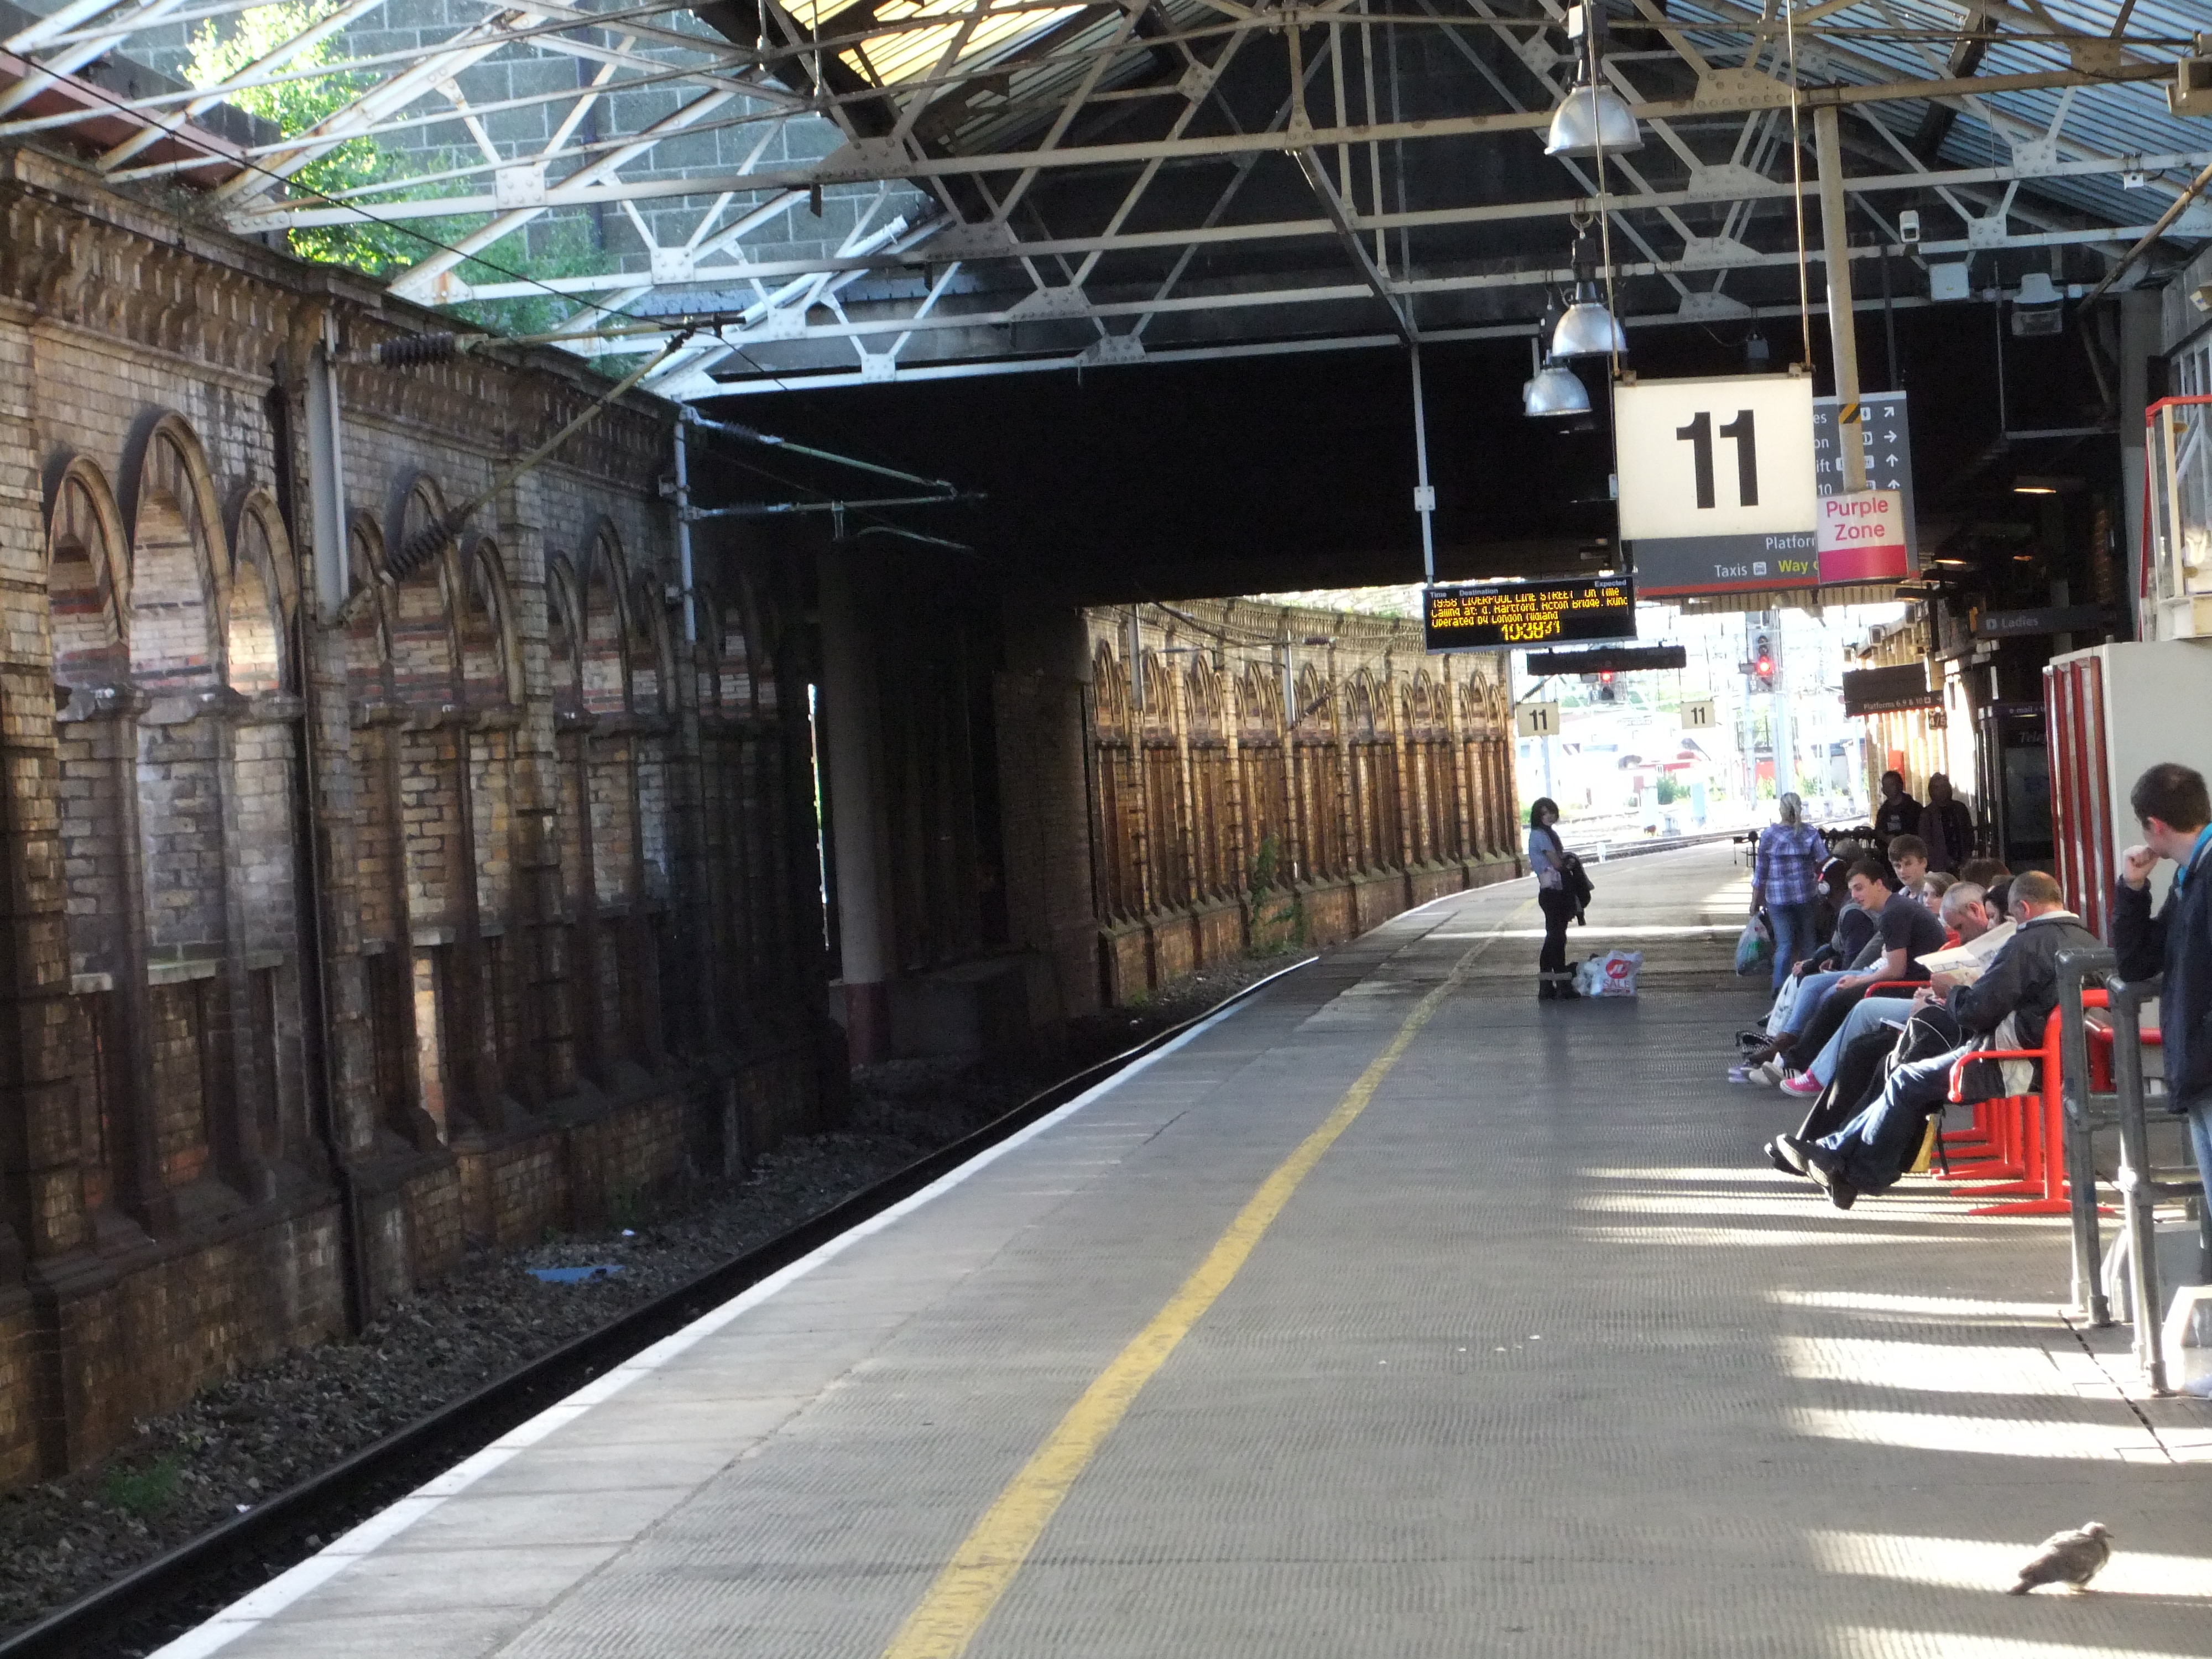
1790, 1406, 2162, 1460
1778, 1335, 2081, 1397
1811, 1532, 2212, 1600
1833, 1629, 2206, 1659
1772, 1288, 2070, 1321
1578, 1225, 1959, 1247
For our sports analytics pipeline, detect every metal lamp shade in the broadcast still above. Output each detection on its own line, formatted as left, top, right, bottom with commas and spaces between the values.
1522, 362, 1591, 418
1552, 299, 1625, 357
1544, 83, 1641, 158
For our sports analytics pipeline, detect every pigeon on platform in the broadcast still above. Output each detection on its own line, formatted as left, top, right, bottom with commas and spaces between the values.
2006, 1522, 2111, 1594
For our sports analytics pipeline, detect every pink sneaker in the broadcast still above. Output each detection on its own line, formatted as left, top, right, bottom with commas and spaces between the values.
1779, 1071, 1823, 1099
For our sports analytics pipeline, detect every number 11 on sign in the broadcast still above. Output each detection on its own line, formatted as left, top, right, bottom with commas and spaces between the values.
1675, 409, 1759, 510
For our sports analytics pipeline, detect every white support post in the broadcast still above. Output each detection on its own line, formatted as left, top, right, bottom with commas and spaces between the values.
1815, 103, 1867, 494
1410, 341, 1437, 584
306, 317, 349, 622
674, 416, 696, 645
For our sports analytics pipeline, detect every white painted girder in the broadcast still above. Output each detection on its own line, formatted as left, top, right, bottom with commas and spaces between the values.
6, 0, 2198, 398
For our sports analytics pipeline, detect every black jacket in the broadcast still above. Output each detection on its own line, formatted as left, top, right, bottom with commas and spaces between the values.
1948, 911, 2103, 1051
2114, 838, 2212, 1115
1922, 797, 1975, 872
1875, 794, 1922, 843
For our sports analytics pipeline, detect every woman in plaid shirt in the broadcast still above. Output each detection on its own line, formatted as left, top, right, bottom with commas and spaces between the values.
1753, 793, 1830, 990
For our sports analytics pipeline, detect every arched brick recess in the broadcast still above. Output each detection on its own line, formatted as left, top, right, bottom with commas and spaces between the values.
124, 415, 249, 1200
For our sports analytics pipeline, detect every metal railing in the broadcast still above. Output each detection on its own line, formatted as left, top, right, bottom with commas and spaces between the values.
2055, 948, 2209, 1395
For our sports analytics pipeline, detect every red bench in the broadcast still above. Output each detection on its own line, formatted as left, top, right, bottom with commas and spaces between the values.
1944, 993, 2160, 1217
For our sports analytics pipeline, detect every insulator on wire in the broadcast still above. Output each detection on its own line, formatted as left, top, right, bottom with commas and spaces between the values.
384, 519, 453, 582
373, 333, 461, 367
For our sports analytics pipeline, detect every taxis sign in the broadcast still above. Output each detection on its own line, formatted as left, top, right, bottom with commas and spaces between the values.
1423, 575, 1636, 653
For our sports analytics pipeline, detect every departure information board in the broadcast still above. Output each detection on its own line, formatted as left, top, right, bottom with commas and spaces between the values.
1423, 575, 1636, 652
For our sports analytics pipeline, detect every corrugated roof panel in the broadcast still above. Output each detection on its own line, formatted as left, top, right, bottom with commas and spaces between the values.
1658, 0, 2208, 251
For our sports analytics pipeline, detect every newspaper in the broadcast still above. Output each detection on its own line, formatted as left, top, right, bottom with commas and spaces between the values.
1916, 919, 2016, 983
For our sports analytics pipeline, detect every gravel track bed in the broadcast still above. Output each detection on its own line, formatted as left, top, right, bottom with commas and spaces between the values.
0, 952, 1301, 1641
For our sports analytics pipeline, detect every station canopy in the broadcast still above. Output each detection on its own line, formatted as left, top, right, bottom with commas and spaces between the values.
2, 0, 2208, 402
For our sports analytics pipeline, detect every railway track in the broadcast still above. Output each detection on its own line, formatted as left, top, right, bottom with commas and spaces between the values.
0, 957, 1314, 1659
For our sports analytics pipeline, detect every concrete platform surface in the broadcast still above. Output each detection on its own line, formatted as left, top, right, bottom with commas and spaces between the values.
159, 842, 2212, 1659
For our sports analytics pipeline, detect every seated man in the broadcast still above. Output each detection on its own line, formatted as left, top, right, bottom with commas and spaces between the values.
1738, 848, 1942, 1080
1751, 873, 1878, 1039
1790, 883, 1998, 1093
1775, 870, 2099, 1208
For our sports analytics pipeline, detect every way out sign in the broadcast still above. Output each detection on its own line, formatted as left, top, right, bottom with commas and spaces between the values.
1817, 489, 1907, 581
1616, 373, 1817, 597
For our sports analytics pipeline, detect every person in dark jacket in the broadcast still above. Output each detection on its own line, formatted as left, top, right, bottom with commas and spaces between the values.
1776, 871, 2099, 1208
1921, 773, 1976, 874
2112, 763, 2212, 1221
1874, 769, 1922, 846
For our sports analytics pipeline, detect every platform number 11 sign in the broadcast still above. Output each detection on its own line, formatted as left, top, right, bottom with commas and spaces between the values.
1674, 409, 1759, 509
1615, 374, 1819, 597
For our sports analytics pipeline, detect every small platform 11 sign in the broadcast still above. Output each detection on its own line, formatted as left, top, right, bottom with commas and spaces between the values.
1681, 697, 1718, 731
1615, 373, 1818, 597
1515, 701, 1562, 739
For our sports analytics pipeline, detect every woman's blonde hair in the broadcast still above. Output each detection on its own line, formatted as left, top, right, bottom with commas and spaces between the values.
1777, 791, 1803, 826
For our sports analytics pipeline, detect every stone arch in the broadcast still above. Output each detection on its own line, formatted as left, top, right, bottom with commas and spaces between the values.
735, 570, 779, 716
45, 455, 131, 690
225, 490, 291, 697
1238, 661, 1283, 741
345, 514, 396, 700
546, 555, 585, 712
1183, 651, 1224, 741
628, 570, 672, 717
456, 536, 519, 708
1293, 663, 1328, 735
1139, 651, 1175, 739
691, 578, 723, 715
1344, 669, 1379, 740
716, 588, 756, 718
123, 413, 226, 692
1092, 639, 1129, 736
580, 524, 630, 717
387, 476, 457, 707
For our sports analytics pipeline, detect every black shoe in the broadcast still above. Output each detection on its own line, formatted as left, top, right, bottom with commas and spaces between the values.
1771, 1134, 1812, 1176
1762, 1139, 1798, 1177
1538, 980, 1556, 1001
1800, 1144, 1858, 1209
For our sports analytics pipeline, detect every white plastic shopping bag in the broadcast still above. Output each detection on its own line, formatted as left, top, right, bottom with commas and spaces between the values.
1574, 948, 1642, 998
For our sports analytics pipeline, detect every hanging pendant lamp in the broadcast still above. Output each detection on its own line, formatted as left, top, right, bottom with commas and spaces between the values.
1522, 330, 1590, 418
1544, 6, 1640, 159
1523, 359, 1592, 418
1545, 67, 1642, 159
1550, 226, 1625, 358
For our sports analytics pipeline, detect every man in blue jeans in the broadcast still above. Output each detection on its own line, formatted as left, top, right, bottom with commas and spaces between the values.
1752, 792, 1831, 989
1796, 882, 1999, 1089
1738, 848, 1938, 1081
1776, 872, 2098, 1209
2112, 764, 2212, 1243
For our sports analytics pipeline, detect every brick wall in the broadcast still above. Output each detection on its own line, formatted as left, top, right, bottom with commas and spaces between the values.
999, 599, 1525, 1011
0, 148, 835, 1490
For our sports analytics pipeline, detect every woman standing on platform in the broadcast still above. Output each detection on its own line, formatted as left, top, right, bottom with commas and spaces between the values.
1752, 792, 1830, 991
1530, 797, 1579, 1000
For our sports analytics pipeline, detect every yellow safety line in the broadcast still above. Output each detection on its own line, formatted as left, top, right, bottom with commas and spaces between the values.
880, 920, 1510, 1659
